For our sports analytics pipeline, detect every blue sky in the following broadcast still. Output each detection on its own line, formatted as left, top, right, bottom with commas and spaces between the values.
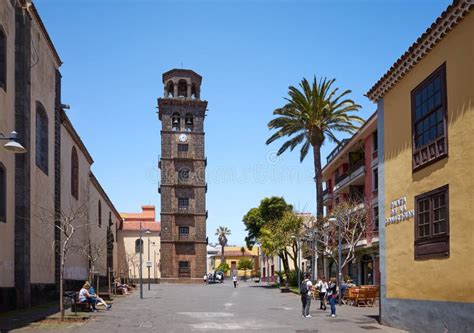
36, 0, 450, 245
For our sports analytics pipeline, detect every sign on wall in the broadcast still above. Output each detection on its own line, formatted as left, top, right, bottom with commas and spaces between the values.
385, 197, 415, 226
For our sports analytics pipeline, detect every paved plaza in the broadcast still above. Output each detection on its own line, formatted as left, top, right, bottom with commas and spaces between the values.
13, 282, 406, 333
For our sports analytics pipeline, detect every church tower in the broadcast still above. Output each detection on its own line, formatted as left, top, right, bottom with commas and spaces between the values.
158, 69, 208, 281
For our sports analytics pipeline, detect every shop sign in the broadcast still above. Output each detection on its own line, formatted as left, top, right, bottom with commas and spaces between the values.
385, 197, 414, 226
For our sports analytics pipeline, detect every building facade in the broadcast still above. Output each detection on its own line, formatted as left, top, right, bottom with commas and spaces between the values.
118, 206, 161, 282
366, 1, 473, 331
321, 113, 379, 285
213, 246, 259, 278
158, 69, 208, 281
0, 1, 121, 311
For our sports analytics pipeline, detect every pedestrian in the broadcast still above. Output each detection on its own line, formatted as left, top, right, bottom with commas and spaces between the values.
316, 276, 328, 310
327, 277, 338, 317
79, 282, 97, 312
203, 274, 207, 284
300, 273, 313, 318
232, 275, 238, 288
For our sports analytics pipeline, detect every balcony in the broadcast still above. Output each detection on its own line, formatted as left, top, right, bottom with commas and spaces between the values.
333, 160, 365, 193
326, 139, 350, 164
322, 188, 334, 205
176, 207, 193, 215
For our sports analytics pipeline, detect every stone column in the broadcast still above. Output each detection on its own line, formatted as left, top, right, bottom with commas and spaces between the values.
187, 83, 192, 99
173, 82, 178, 97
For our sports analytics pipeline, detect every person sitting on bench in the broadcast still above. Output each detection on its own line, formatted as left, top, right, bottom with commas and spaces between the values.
79, 282, 97, 312
89, 285, 112, 310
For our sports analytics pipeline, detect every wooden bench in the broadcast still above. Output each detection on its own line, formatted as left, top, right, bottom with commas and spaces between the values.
347, 286, 379, 307
67, 292, 89, 314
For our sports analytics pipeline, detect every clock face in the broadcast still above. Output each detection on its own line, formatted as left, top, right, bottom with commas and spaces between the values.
179, 134, 188, 142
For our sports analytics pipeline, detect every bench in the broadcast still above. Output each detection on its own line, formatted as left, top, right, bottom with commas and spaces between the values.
347, 286, 379, 307
64, 291, 89, 314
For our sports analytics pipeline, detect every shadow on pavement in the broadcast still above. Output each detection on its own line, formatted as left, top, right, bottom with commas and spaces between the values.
0, 302, 60, 333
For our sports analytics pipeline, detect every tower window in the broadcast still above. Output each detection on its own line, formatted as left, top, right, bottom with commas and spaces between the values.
185, 114, 193, 132
178, 144, 188, 152
178, 79, 187, 98
71, 147, 79, 199
179, 226, 189, 237
166, 81, 174, 98
178, 198, 189, 209
172, 113, 181, 131
36, 102, 49, 175
0, 26, 6, 90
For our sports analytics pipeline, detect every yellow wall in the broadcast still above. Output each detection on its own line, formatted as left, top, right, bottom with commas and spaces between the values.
214, 256, 257, 277
383, 12, 474, 302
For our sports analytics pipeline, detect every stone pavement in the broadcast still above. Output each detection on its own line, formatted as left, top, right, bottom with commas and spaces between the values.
13, 282, 407, 333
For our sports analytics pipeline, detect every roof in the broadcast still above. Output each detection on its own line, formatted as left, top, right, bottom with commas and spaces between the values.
366, 0, 473, 102
218, 250, 256, 257
121, 221, 161, 232
121, 206, 155, 222
162, 69, 202, 84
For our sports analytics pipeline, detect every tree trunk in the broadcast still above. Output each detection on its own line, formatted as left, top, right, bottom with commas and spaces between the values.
278, 251, 290, 278
60, 251, 65, 321
221, 245, 225, 264
313, 144, 324, 219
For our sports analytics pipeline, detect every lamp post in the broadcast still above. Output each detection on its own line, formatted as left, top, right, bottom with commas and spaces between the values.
139, 222, 143, 299
146, 230, 151, 290
0, 131, 26, 153
336, 214, 343, 305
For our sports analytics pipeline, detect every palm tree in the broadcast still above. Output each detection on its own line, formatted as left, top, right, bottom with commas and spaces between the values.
215, 226, 231, 263
266, 76, 363, 219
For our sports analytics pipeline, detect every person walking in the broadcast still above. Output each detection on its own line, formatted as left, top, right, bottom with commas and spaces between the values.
316, 276, 328, 310
300, 273, 313, 318
232, 275, 238, 288
327, 277, 338, 317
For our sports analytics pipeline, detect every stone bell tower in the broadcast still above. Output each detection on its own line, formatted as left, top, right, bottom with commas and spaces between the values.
158, 69, 208, 281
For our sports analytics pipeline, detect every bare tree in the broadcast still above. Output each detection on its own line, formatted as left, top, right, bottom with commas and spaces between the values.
34, 198, 90, 320
315, 199, 370, 274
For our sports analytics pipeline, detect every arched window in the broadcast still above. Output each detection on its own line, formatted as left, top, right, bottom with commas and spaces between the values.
0, 163, 6, 222
36, 102, 48, 174
185, 113, 193, 132
166, 81, 174, 98
71, 147, 79, 199
191, 83, 197, 99
171, 113, 181, 131
98, 200, 102, 227
177, 79, 187, 98
0, 25, 6, 90
135, 239, 143, 254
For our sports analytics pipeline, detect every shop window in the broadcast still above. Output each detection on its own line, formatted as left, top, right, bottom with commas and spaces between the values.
415, 185, 449, 260
71, 147, 79, 199
412, 64, 447, 170
36, 102, 48, 174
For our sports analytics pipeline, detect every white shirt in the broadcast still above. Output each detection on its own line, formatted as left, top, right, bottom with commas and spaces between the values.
79, 288, 88, 302
304, 280, 313, 296
232, 276, 237, 282
316, 280, 328, 293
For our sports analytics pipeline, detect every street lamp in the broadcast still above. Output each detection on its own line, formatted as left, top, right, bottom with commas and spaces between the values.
0, 131, 26, 153
329, 215, 342, 305
146, 229, 151, 290
139, 222, 150, 299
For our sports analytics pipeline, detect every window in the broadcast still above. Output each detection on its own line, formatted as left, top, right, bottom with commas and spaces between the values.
184, 114, 193, 132
0, 164, 5, 222
372, 131, 378, 160
412, 64, 447, 170
0, 26, 6, 90
415, 185, 449, 260
36, 103, 48, 174
135, 239, 143, 254
179, 226, 189, 239
178, 197, 189, 210
372, 168, 378, 192
178, 261, 190, 277
71, 147, 79, 199
177, 80, 187, 98
178, 144, 188, 152
98, 200, 102, 227
171, 113, 180, 131
373, 206, 379, 231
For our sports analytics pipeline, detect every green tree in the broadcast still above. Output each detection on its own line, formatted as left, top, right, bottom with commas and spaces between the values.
215, 226, 231, 262
217, 262, 230, 274
266, 77, 362, 219
237, 258, 254, 279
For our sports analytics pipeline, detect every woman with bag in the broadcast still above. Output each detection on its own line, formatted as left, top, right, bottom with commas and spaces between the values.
316, 276, 328, 310
327, 277, 338, 317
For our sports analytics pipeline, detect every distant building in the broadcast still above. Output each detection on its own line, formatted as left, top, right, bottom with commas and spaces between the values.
366, 1, 473, 331
118, 206, 161, 282
213, 246, 259, 278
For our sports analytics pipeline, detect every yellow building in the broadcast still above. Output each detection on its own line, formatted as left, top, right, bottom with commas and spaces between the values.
366, 1, 473, 332
213, 246, 259, 278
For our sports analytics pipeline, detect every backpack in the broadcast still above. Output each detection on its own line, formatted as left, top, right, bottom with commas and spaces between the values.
300, 280, 308, 295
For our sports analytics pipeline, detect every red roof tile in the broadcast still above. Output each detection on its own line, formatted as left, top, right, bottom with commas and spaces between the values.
121, 221, 161, 232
